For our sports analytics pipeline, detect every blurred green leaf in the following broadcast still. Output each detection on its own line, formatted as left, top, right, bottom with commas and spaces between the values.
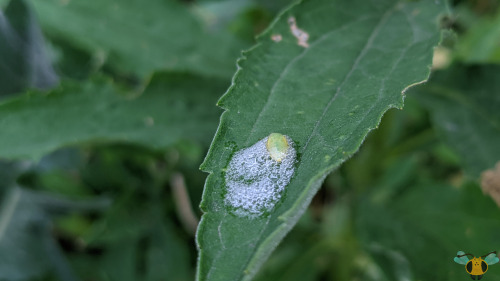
77, 189, 193, 281
409, 64, 500, 177
192, 0, 253, 32
0, 0, 58, 97
0, 161, 27, 195
0, 188, 51, 281
356, 176, 500, 280
26, 0, 245, 79
0, 73, 226, 160
253, 0, 293, 14
196, 0, 446, 280
455, 9, 500, 63
99, 238, 138, 281
145, 220, 192, 281
0, 187, 109, 281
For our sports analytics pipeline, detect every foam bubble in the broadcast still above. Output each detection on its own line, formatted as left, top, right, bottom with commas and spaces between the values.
224, 133, 296, 217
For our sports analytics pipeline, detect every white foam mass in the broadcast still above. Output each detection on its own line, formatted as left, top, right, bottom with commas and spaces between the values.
224, 135, 296, 217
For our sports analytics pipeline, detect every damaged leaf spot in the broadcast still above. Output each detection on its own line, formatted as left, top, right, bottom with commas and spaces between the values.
288, 16, 309, 48
224, 133, 296, 217
481, 162, 500, 207
271, 34, 282, 42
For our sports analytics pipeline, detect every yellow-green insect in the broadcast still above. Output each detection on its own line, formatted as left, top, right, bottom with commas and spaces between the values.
454, 251, 499, 280
266, 133, 290, 162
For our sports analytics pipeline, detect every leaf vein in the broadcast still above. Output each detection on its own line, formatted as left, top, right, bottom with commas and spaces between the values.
244, 15, 375, 146
303, 4, 398, 151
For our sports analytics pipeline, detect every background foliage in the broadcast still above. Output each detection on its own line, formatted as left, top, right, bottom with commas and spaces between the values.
0, 0, 499, 281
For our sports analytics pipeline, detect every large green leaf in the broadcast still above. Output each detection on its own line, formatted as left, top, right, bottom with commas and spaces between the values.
409, 64, 500, 177
26, 0, 245, 79
0, 73, 226, 160
0, 0, 58, 97
196, 0, 447, 280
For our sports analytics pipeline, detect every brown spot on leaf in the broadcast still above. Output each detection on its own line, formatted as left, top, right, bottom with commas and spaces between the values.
481, 162, 500, 207
288, 17, 309, 48
271, 34, 282, 42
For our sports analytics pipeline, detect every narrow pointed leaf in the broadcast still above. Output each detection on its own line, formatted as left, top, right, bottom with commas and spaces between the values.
196, 0, 447, 280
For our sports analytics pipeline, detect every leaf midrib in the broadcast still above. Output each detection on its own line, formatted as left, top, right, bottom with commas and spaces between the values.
244, 14, 376, 147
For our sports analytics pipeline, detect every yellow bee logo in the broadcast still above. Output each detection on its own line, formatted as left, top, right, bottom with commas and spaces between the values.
454, 251, 499, 280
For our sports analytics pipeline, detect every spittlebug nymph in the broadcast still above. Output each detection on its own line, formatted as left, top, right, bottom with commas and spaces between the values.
266, 133, 289, 162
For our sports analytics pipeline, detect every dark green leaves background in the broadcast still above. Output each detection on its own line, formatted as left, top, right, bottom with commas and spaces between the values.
0, 0, 499, 281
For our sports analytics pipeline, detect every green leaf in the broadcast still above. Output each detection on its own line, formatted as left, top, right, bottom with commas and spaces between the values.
27, 0, 245, 79
78, 188, 193, 281
0, 187, 109, 281
98, 237, 139, 281
145, 221, 193, 281
455, 11, 500, 63
0, 0, 58, 97
0, 73, 226, 160
356, 172, 500, 280
409, 64, 500, 177
0, 188, 50, 280
196, 0, 447, 280
0, 161, 25, 195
